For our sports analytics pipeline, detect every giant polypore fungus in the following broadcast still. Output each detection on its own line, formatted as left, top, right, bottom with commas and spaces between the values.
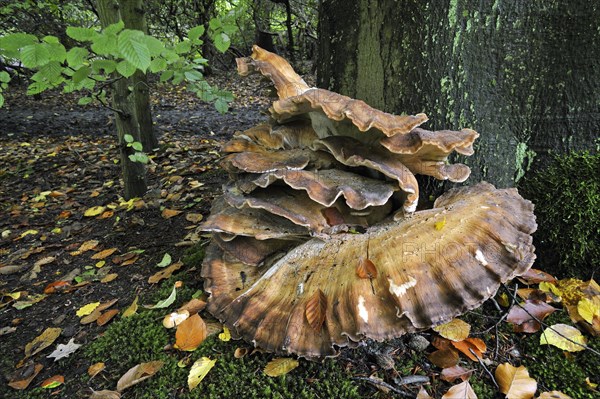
201, 46, 537, 358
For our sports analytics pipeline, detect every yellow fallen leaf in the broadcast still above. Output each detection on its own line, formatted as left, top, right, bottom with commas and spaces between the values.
18, 229, 39, 239
577, 297, 600, 324
24, 327, 62, 358
88, 362, 105, 377
540, 324, 587, 352
433, 318, 471, 342
218, 326, 231, 342
76, 302, 100, 317
79, 240, 100, 252
585, 377, 598, 389
100, 273, 118, 283
188, 357, 216, 391
264, 358, 299, 377
84, 206, 106, 217
122, 296, 139, 318
495, 363, 537, 399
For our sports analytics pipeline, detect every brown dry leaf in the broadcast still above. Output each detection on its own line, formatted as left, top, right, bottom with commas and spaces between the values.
97, 309, 119, 326
116, 360, 164, 392
264, 358, 299, 377
148, 261, 183, 284
34, 256, 55, 268
100, 273, 118, 283
186, 213, 204, 224
450, 338, 486, 361
162, 209, 182, 219
99, 211, 114, 219
163, 310, 190, 329
175, 313, 207, 351
441, 380, 477, 399
441, 365, 474, 382
88, 362, 105, 377
428, 348, 459, 368
495, 363, 537, 399
24, 327, 62, 359
79, 240, 100, 252
40, 374, 64, 388
434, 318, 471, 342
356, 258, 377, 279
8, 362, 43, 390
432, 336, 452, 350
518, 268, 556, 284
507, 300, 556, 333
234, 347, 249, 358
537, 392, 573, 399
305, 289, 327, 331
96, 299, 118, 312
178, 298, 207, 315
417, 386, 433, 399
80, 308, 102, 325
120, 255, 139, 266
89, 390, 121, 399
91, 248, 118, 260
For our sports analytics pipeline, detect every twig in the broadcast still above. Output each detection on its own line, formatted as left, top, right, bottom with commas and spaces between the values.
352, 376, 413, 398
469, 348, 499, 389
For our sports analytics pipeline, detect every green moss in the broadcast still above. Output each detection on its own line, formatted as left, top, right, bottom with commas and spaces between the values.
182, 242, 206, 269
519, 312, 600, 398
470, 376, 497, 397
520, 151, 600, 278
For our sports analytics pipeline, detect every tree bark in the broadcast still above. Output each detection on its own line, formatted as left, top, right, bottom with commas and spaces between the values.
96, 0, 147, 199
318, 0, 600, 188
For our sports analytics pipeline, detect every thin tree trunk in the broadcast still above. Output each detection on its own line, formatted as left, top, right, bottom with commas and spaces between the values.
318, 0, 600, 188
120, 0, 158, 152
283, 0, 294, 61
96, 0, 147, 199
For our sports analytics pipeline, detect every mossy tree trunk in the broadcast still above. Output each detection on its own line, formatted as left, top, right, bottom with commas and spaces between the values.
318, 0, 600, 188
96, 0, 147, 199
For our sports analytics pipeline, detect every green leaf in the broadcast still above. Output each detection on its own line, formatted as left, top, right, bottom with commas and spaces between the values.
66, 47, 89, 67
145, 283, 177, 309
91, 59, 117, 74
116, 60, 136, 78
0, 71, 11, 83
143, 36, 164, 57
0, 33, 38, 51
27, 81, 48, 95
91, 33, 118, 56
66, 26, 98, 42
73, 66, 91, 84
124, 134, 134, 143
174, 40, 192, 54
118, 29, 151, 71
157, 253, 172, 268
46, 43, 67, 63
0, 93, 4, 108
31, 61, 63, 83
184, 70, 203, 82
42, 35, 60, 44
209, 18, 222, 30
20, 44, 50, 68
132, 142, 143, 151
159, 70, 174, 82
214, 98, 228, 114
78, 96, 92, 105
213, 32, 230, 53
149, 58, 167, 73
188, 25, 205, 43
103, 20, 124, 36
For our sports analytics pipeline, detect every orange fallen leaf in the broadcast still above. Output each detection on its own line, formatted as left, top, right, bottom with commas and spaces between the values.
80, 308, 102, 325
450, 338, 486, 361
507, 300, 556, 333
97, 309, 119, 326
8, 363, 43, 390
43, 281, 71, 294
305, 289, 327, 331
518, 268, 557, 284
40, 374, 64, 388
162, 209, 182, 219
175, 313, 207, 351
79, 240, 100, 252
91, 248, 118, 260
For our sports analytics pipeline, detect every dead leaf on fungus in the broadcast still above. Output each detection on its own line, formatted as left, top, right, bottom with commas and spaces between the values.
175, 313, 207, 351
305, 289, 327, 331
495, 363, 537, 399
264, 358, 299, 377
441, 380, 478, 399
116, 360, 163, 392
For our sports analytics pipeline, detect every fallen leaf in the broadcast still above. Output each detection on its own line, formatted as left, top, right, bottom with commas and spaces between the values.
442, 380, 477, 399
44, 281, 71, 294
507, 300, 556, 333
120, 254, 139, 266
586, 377, 598, 389
88, 362, 105, 377
148, 261, 183, 284
84, 206, 106, 217
428, 348, 459, 368
156, 253, 172, 268
34, 256, 55, 268
356, 258, 377, 279
144, 283, 177, 309
40, 375, 64, 388
519, 268, 557, 284
450, 338, 486, 361
163, 310, 190, 328
89, 389, 121, 399
122, 296, 139, 317
24, 327, 62, 358
47, 338, 81, 361
264, 358, 299, 377
175, 313, 207, 351
234, 347, 249, 358
8, 362, 43, 390
218, 326, 231, 342
178, 298, 206, 315
79, 240, 100, 252
305, 288, 327, 331
100, 273, 118, 283
76, 302, 101, 317
188, 357, 216, 391
80, 309, 102, 325
91, 248, 118, 260
537, 392, 574, 399
577, 297, 600, 324
185, 213, 204, 223
116, 360, 164, 392
495, 363, 537, 399
97, 309, 119, 326
417, 386, 433, 399
162, 208, 182, 219
434, 318, 471, 342
441, 365, 474, 382
540, 324, 587, 352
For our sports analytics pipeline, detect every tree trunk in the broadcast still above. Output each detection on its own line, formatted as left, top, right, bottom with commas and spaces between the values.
96, 0, 147, 199
119, 0, 157, 152
318, 0, 600, 188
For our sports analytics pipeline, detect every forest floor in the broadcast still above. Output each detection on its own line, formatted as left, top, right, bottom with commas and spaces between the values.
0, 70, 598, 399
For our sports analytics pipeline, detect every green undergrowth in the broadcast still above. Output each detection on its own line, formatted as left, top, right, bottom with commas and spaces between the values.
520, 151, 600, 279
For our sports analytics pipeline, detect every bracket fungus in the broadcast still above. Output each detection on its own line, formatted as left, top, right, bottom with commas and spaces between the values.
200, 46, 537, 358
